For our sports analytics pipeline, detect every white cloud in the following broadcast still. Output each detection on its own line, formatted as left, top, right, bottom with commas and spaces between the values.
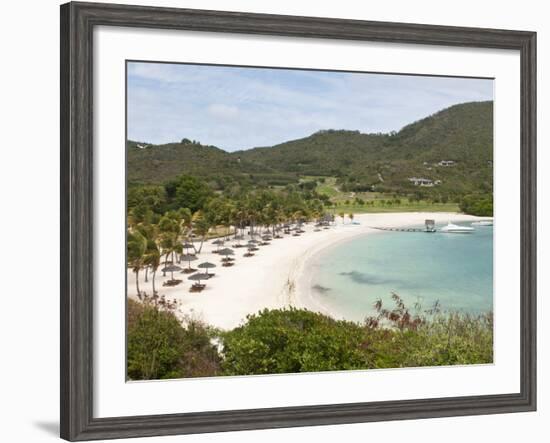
207, 104, 239, 120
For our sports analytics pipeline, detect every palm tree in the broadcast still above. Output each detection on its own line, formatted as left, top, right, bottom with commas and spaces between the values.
338, 211, 346, 224
275, 208, 286, 235
127, 230, 147, 297
177, 207, 193, 236
262, 203, 278, 237
191, 210, 211, 253
232, 202, 248, 239
127, 203, 153, 229
224, 201, 236, 239
143, 234, 161, 295
157, 212, 181, 275
349, 212, 354, 223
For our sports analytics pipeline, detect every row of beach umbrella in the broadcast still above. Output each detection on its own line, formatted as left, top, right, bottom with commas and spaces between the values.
159, 221, 321, 290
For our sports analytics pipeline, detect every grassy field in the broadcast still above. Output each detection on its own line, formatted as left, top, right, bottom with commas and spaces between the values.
311, 177, 340, 197
302, 176, 460, 214
329, 202, 460, 214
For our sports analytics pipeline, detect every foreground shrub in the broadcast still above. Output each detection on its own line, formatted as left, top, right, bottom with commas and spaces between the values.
127, 297, 221, 380
221, 297, 493, 375
364, 294, 493, 368
127, 294, 493, 379
221, 308, 370, 375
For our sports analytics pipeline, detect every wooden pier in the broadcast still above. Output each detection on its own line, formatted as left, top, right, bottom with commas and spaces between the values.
371, 226, 430, 233
370, 219, 437, 233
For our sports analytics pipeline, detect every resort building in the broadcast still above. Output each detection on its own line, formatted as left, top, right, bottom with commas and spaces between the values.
438, 160, 456, 166
408, 177, 439, 187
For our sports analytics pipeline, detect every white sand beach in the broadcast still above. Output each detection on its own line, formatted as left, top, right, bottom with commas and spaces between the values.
127, 212, 488, 330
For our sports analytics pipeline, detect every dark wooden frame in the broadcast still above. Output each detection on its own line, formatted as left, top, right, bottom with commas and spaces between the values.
60, 1, 537, 441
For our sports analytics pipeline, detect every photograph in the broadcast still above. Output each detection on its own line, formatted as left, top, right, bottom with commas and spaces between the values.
126, 61, 495, 381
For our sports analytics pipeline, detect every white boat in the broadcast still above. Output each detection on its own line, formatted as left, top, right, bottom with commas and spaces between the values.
440, 222, 475, 233
472, 220, 493, 226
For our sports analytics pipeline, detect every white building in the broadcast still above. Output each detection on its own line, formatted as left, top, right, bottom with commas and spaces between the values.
408, 177, 435, 187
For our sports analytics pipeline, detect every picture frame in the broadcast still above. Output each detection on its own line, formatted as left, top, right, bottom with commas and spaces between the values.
60, 1, 537, 441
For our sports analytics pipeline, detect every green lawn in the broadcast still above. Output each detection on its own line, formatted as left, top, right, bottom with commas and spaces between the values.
315, 177, 340, 197
329, 202, 459, 214
309, 176, 459, 213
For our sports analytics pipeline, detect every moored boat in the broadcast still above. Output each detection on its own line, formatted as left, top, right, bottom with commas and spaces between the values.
472, 220, 493, 226
440, 222, 475, 233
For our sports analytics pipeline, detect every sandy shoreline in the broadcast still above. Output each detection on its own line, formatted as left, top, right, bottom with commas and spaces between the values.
127, 212, 488, 330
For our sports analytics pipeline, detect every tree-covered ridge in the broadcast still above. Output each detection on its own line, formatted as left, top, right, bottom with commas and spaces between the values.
127, 138, 298, 189
233, 129, 389, 177
237, 101, 493, 195
128, 101, 493, 198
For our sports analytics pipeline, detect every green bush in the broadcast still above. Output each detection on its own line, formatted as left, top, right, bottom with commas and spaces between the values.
127, 298, 221, 380
364, 312, 493, 368
459, 193, 493, 216
127, 296, 493, 379
221, 308, 370, 375
221, 298, 493, 375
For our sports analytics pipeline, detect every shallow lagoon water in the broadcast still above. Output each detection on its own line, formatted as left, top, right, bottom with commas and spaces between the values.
309, 222, 493, 321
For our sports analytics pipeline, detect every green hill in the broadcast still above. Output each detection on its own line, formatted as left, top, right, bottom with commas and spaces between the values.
235, 101, 493, 195
128, 101, 493, 197
233, 130, 390, 176
127, 139, 298, 189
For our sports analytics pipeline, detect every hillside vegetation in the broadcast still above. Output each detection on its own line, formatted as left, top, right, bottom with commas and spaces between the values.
235, 101, 493, 196
128, 101, 493, 214
127, 139, 298, 189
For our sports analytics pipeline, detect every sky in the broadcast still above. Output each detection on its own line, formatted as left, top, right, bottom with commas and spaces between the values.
127, 61, 493, 152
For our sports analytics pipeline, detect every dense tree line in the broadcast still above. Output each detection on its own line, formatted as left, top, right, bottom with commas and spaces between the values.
459, 193, 493, 216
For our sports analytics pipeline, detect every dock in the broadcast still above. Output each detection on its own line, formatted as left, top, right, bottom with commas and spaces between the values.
370, 219, 437, 233
370, 226, 432, 233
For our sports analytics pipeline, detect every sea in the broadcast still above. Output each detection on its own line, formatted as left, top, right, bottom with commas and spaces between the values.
308, 222, 493, 321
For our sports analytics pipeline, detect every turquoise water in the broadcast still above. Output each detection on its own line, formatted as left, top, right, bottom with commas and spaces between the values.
309, 222, 493, 321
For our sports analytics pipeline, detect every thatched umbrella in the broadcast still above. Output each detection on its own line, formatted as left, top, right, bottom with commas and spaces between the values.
212, 239, 224, 253
187, 272, 210, 283
232, 234, 244, 247
244, 246, 255, 257
219, 247, 235, 262
161, 264, 182, 281
188, 272, 210, 284
180, 253, 198, 273
198, 261, 216, 277
181, 241, 196, 257
188, 272, 210, 291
